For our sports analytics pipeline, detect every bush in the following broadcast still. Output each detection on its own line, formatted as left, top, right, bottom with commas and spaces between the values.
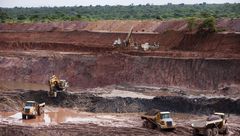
200, 16, 216, 32
0, 9, 9, 23
187, 17, 197, 31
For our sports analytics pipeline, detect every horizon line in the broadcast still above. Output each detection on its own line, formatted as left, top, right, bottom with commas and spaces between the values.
1, 2, 239, 8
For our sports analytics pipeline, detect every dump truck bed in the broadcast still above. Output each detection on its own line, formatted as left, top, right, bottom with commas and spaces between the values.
38, 103, 45, 107
192, 120, 207, 128
141, 115, 155, 120
192, 118, 223, 128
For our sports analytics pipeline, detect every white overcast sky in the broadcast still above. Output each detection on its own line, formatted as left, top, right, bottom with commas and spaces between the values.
0, 0, 239, 8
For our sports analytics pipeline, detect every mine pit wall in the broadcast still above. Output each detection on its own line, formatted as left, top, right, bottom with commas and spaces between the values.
18, 90, 240, 114
175, 33, 240, 54
0, 31, 184, 50
0, 53, 239, 90
0, 41, 114, 52
0, 31, 240, 54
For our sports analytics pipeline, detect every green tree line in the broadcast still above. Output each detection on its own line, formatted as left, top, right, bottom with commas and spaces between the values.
0, 3, 239, 23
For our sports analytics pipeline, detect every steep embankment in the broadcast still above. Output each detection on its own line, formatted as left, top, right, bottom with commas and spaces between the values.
0, 53, 239, 90
174, 32, 240, 54
0, 31, 239, 56
0, 23, 239, 91
0, 31, 183, 50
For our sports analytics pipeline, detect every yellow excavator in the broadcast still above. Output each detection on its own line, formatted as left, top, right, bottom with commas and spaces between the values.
48, 75, 69, 97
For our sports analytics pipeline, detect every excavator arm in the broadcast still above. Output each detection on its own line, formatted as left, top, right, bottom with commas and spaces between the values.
124, 26, 134, 47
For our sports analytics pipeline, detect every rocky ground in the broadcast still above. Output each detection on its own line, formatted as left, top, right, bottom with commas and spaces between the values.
0, 85, 239, 136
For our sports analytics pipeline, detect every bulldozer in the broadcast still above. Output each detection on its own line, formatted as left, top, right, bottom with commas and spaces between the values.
48, 75, 69, 97
113, 26, 134, 48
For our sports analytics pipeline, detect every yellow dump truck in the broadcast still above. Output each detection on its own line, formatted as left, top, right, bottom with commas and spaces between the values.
22, 101, 45, 119
191, 112, 229, 136
48, 75, 69, 97
141, 109, 176, 130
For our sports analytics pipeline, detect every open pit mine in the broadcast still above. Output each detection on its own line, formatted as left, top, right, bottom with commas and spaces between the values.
0, 20, 240, 136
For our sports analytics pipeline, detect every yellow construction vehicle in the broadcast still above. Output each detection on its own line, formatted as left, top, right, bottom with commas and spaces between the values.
48, 75, 69, 97
141, 109, 176, 130
191, 112, 229, 136
22, 101, 45, 119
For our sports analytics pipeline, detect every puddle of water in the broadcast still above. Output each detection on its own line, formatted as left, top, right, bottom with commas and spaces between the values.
100, 89, 154, 99
65, 117, 99, 123
0, 108, 139, 127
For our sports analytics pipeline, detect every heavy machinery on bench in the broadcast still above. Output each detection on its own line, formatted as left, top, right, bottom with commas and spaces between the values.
112, 26, 160, 51
22, 101, 45, 119
48, 75, 69, 97
113, 26, 134, 48
191, 112, 229, 136
141, 109, 176, 130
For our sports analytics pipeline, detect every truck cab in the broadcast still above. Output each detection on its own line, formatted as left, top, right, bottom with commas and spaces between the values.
157, 112, 176, 129
22, 101, 45, 119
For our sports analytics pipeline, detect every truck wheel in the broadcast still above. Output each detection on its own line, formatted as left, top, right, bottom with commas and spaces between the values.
146, 121, 154, 129
204, 129, 213, 136
143, 121, 147, 128
212, 128, 218, 136
22, 114, 26, 119
193, 129, 198, 136
157, 124, 162, 131
38, 107, 43, 116
223, 126, 229, 134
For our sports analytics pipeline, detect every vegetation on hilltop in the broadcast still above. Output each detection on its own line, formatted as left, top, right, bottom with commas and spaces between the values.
0, 3, 239, 23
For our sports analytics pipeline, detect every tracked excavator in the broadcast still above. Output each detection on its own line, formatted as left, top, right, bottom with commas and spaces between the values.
112, 27, 160, 51
113, 26, 134, 48
48, 75, 69, 97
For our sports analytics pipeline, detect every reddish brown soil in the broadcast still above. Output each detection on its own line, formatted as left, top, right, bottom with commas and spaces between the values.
0, 31, 183, 49
0, 19, 239, 32
0, 51, 239, 90
175, 32, 240, 54
0, 24, 239, 90
0, 31, 239, 56
0, 20, 239, 135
